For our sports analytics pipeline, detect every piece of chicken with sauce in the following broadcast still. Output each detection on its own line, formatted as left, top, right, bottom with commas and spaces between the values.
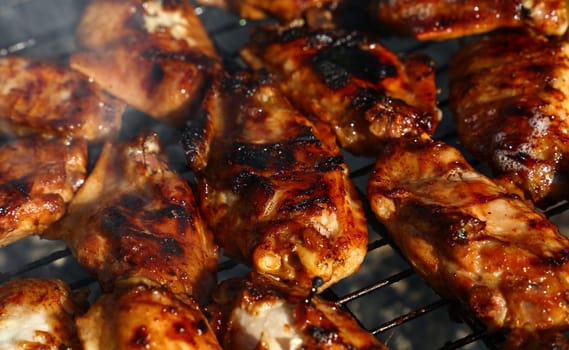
76, 279, 222, 350
71, 0, 220, 126
241, 26, 441, 156
44, 132, 218, 306
75, 0, 218, 58
449, 29, 569, 206
207, 272, 387, 350
0, 278, 86, 350
367, 139, 569, 343
196, 0, 340, 27
0, 56, 124, 142
182, 71, 368, 292
372, 0, 569, 40
0, 135, 87, 247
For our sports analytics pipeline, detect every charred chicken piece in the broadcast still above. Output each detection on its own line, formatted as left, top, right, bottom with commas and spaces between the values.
449, 30, 569, 206
241, 26, 441, 156
207, 272, 387, 350
76, 279, 222, 350
71, 0, 220, 126
44, 132, 218, 306
367, 139, 569, 337
196, 0, 340, 28
0, 135, 87, 247
182, 71, 368, 292
0, 56, 124, 141
372, 0, 569, 41
0, 278, 86, 350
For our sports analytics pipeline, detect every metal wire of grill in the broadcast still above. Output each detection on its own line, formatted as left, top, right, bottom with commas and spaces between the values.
1, 1, 569, 349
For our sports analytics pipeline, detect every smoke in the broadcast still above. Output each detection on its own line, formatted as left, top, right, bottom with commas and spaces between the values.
0, 0, 89, 59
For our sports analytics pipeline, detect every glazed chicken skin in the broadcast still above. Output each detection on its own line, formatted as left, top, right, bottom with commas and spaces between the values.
367, 139, 569, 337
76, 279, 222, 350
207, 272, 387, 350
71, 0, 220, 126
182, 71, 368, 292
196, 0, 340, 27
501, 329, 569, 349
0, 56, 124, 141
0, 278, 86, 350
44, 132, 218, 306
241, 26, 441, 156
449, 30, 569, 205
372, 0, 569, 40
0, 135, 87, 247
75, 0, 218, 58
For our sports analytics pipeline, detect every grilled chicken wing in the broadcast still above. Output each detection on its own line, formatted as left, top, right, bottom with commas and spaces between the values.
0, 135, 86, 247
241, 26, 441, 156
0, 278, 86, 350
372, 0, 569, 40
207, 272, 387, 350
71, 0, 220, 126
76, 279, 222, 350
182, 71, 368, 292
449, 30, 569, 205
44, 132, 218, 305
367, 139, 569, 337
0, 56, 124, 141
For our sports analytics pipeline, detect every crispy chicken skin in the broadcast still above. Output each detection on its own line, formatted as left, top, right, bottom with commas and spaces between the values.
372, 0, 569, 41
44, 133, 218, 305
241, 26, 441, 156
501, 329, 569, 350
196, 0, 339, 27
0, 136, 87, 247
449, 30, 569, 205
367, 139, 569, 336
0, 278, 86, 350
71, 0, 220, 126
76, 0, 218, 58
76, 280, 222, 350
182, 71, 368, 292
0, 56, 124, 141
207, 272, 387, 350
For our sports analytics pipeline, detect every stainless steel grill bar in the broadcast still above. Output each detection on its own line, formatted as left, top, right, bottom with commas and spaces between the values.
373, 299, 450, 335
337, 268, 415, 306
0, 248, 71, 284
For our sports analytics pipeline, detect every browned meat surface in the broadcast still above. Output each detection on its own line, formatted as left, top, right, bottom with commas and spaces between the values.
449, 30, 569, 206
501, 329, 569, 350
0, 278, 86, 350
207, 272, 387, 350
182, 71, 368, 292
367, 139, 569, 336
372, 0, 569, 40
76, 280, 222, 350
196, 0, 340, 27
0, 136, 86, 247
0, 56, 124, 141
71, 0, 220, 126
44, 133, 218, 306
75, 0, 218, 58
241, 26, 441, 156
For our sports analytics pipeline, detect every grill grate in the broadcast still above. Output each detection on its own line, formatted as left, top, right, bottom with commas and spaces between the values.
1, 1, 568, 349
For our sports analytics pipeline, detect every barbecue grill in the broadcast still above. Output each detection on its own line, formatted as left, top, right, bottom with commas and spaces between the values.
1, 0, 569, 349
